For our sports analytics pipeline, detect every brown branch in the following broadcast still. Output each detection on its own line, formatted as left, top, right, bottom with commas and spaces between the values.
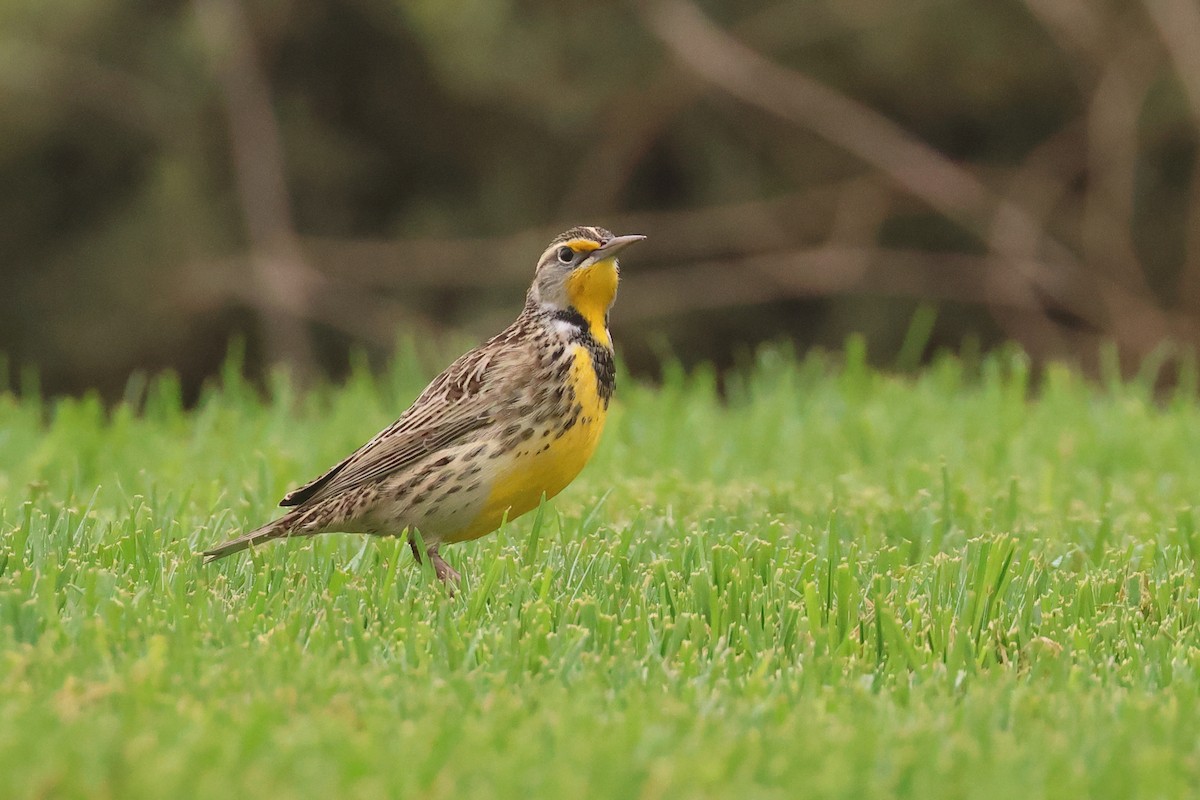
194, 0, 319, 377
1080, 38, 1159, 291
558, 1, 895, 215
299, 183, 868, 291
1143, 0, 1200, 312
1143, 0, 1200, 125
619, 248, 1049, 321
638, 0, 1195, 366
1182, 164, 1200, 313
640, 0, 991, 223
1020, 0, 1106, 73
178, 257, 443, 348
987, 121, 1090, 353
619, 247, 1200, 365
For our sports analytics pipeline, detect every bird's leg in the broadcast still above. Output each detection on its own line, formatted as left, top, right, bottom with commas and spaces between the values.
427, 544, 461, 586
408, 536, 460, 587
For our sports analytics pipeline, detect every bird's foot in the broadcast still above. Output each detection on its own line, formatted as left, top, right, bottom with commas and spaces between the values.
409, 538, 461, 590
429, 548, 461, 587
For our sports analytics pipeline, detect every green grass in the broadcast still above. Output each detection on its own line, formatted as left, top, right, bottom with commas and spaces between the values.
4, 339, 1200, 798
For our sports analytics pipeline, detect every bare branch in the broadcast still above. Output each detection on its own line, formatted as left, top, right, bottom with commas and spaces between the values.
559, 1, 898, 215
1143, 0, 1200, 126
638, 0, 1193, 366
641, 0, 990, 221
299, 184, 869, 291
619, 247, 1044, 321
178, 257, 443, 348
1143, 0, 1200, 311
618, 246, 1199, 360
1080, 38, 1159, 290
1020, 0, 1106, 70
194, 0, 319, 377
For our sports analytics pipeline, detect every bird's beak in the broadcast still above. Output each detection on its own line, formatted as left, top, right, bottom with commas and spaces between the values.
582, 234, 646, 266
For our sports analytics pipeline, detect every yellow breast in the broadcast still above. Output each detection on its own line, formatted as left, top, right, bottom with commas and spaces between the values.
447, 345, 609, 542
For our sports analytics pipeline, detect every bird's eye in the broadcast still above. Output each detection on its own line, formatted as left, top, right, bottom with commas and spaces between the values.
557, 246, 575, 264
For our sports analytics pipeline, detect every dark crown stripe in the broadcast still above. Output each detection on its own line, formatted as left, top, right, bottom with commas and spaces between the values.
551, 225, 613, 246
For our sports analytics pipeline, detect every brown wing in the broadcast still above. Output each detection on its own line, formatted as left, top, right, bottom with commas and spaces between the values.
280, 341, 507, 508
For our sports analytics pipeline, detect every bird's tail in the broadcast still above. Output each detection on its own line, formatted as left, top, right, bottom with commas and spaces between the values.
202, 510, 308, 563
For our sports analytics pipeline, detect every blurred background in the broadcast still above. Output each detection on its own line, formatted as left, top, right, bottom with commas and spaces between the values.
3, 0, 1200, 400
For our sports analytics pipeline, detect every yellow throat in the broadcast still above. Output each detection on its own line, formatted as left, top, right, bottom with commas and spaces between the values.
565, 256, 619, 347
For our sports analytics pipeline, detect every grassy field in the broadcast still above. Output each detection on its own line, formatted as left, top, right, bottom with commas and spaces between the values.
3, 340, 1200, 798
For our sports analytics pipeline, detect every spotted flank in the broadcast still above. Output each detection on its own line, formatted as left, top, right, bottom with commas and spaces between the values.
202, 226, 646, 585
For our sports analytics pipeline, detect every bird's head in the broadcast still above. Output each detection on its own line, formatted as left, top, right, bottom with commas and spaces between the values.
528, 226, 645, 344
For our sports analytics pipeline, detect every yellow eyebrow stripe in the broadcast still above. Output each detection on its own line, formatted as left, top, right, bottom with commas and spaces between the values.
563, 239, 600, 253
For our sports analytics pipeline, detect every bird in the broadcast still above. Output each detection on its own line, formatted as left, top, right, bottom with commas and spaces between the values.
203, 226, 645, 586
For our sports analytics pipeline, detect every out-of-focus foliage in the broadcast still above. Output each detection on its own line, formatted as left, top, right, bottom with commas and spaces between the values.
2, 0, 1198, 397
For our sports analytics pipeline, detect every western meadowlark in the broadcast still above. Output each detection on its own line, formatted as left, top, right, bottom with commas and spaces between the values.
203, 226, 644, 585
